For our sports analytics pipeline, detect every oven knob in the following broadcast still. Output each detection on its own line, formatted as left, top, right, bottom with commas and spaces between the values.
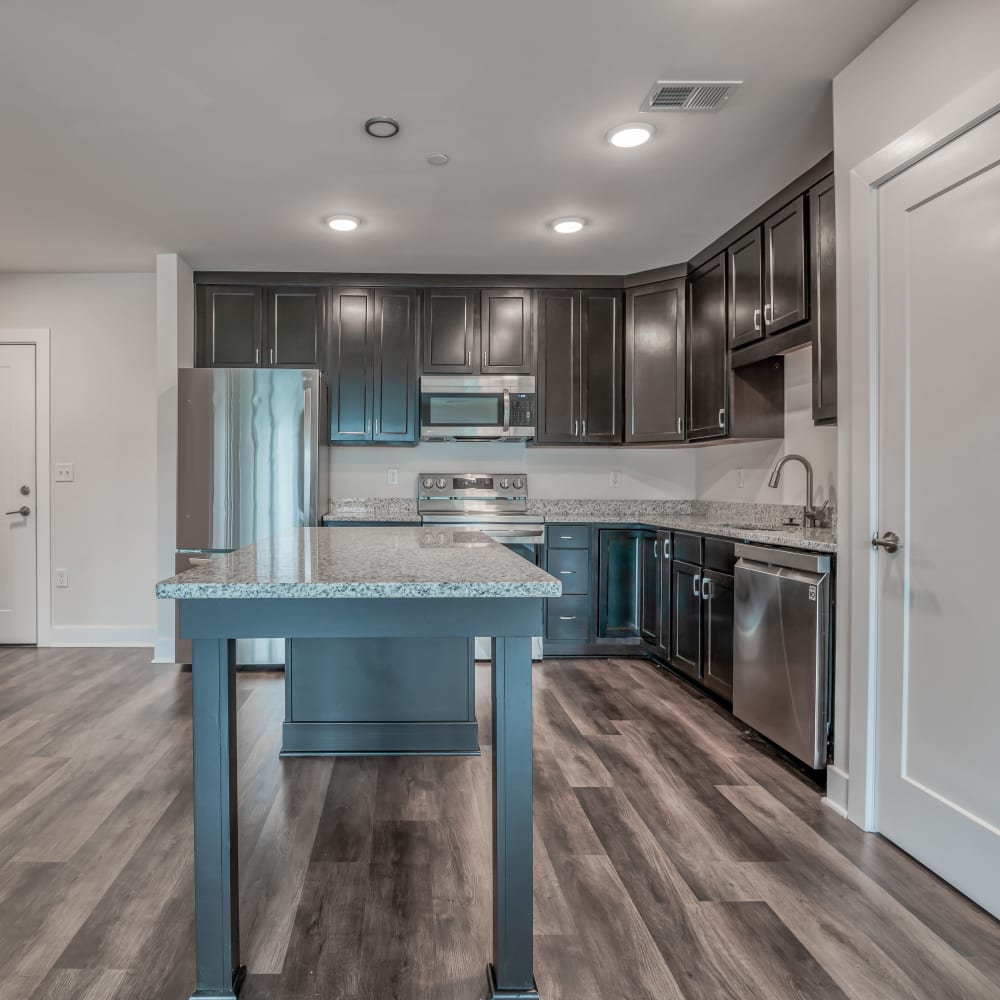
499, 477, 510, 489
436, 477, 448, 489
422, 477, 434, 489
512, 477, 524, 490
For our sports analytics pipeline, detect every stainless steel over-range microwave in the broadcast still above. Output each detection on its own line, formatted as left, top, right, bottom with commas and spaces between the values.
419, 375, 536, 441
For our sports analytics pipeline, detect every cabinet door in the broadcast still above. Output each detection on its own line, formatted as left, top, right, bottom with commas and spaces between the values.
581, 290, 623, 443
373, 288, 419, 443
481, 289, 533, 373
624, 278, 686, 442
763, 195, 808, 335
639, 532, 659, 643
197, 285, 263, 367
656, 532, 672, 659
422, 289, 476, 373
598, 529, 641, 639
810, 176, 837, 424
728, 229, 763, 348
687, 253, 728, 441
535, 290, 580, 443
328, 288, 374, 442
266, 287, 325, 368
671, 559, 702, 679
702, 569, 734, 701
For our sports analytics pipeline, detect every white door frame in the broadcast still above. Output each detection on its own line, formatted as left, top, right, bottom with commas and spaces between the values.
845, 67, 1000, 829
0, 330, 52, 647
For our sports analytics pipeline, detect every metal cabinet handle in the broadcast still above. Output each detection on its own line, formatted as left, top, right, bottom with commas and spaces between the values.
764, 303, 773, 325
574, 419, 579, 437
467, 350, 471, 367
653, 540, 658, 558
559, 616, 577, 621
483, 349, 487, 369
693, 573, 701, 596
374, 417, 379, 436
702, 577, 712, 600
718, 408, 725, 428
269, 347, 275, 365
5, 506, 30, 517
560, 535, 573, 540
753, 308, 761, 331
582, 419, 587, 437
255, 348, 260, 365
872, 531, 901, 554
558, 570, 575, 575
677, 417, 683, 435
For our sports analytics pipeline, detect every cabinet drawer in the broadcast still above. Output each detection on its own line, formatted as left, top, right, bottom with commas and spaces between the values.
704, 537, 736, 573
546, 596, 591, 640
672, 531, 703, 566
547, 524, 590, 548
547, 548, 590, 595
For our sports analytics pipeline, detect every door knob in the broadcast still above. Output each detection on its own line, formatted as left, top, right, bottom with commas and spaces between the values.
5, 506, 30, 517
872, 531, 901, 554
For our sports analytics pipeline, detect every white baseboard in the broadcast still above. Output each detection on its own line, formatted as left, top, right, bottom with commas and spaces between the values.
48, 625, 156, 648
152, 637, 177, 664
822, 765, 850, 819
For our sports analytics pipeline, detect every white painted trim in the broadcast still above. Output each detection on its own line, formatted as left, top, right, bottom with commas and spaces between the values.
0, 329, 52, 647
152, 638, 178, 664
50, 625, 155, 647
821, 793, 849, 821
824, 764, 849, 817
845, 66, 1000, 832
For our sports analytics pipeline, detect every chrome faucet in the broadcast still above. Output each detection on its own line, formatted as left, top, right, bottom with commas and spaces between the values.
768, 454, 830, 528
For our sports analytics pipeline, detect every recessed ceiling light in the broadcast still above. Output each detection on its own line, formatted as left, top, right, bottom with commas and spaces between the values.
325, 215, 361, 232
364, 116, 400, 139
607, 122, 654, 148
427, 153, 450, 166
551, 217, 586, 234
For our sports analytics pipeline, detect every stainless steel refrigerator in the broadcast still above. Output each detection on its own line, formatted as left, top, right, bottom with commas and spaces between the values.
175, 367, 328, 666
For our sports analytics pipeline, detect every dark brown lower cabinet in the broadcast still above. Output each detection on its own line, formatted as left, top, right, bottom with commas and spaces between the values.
656, 531, 672, 660
701, 568, 735, 701
639, 532, 659, 644
598, 529, 642, 639
670, 559, 703, 679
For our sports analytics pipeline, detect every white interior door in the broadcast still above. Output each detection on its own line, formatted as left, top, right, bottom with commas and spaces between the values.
0, 344, 37, 644
875, 110, 1000, 917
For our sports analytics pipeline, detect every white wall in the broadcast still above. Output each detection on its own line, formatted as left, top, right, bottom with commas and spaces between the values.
833, 0, 1000, 821
0, 274, 157, 645
329, 441, 696, 501
696, 348, 837, 506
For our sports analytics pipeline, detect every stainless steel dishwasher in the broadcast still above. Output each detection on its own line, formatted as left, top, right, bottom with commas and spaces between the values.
733, 544, 832, 768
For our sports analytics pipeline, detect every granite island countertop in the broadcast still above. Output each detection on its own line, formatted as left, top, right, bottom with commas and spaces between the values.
157, 527, 562, 600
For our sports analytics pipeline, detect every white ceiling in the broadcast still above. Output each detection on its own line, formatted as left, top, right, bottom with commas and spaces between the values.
0, 0, 913, 274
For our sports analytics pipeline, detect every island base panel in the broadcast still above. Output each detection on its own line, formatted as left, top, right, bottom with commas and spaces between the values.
487, 963, 540, 1000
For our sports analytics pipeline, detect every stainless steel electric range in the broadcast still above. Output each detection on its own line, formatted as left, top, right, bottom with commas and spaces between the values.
417, 472, 544, 659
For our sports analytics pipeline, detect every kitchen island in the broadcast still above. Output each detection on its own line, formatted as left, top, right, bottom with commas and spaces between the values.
157, 526, 560, 1000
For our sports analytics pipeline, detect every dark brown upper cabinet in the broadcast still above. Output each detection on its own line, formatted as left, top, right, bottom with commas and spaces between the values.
625, 278, 686, 443
372, 288, 420, 443
422, 289, 477, 374
687, 253, 728, 442
810, 176, 837, 424
196, 285, 263, 367
266, 287, 325, 369
481, 289, 533, 374
536, 289, 622, 445
727, 229, 764, 348
763, 195, 808, 336
328, 288, 375, 443
328, 287, 419, 445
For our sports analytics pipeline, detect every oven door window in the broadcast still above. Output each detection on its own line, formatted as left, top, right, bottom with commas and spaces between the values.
421, 393, 504, 428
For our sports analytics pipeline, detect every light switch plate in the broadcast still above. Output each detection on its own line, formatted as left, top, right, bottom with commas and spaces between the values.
55, 463, 74, 482
387, 467, 399, 486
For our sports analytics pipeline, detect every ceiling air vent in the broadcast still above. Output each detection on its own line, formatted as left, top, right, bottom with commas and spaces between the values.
641, 80, 742, 112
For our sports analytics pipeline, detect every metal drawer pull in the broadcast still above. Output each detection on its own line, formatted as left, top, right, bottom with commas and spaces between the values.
693, 573, 701, 596
653, 540, 658, 558
702, 577, 712, 600
753, 308, 761, 331
718, 408, 725, 428
559, 616, 577, 621
560, 535, 574, 540
558, 570, 575, 575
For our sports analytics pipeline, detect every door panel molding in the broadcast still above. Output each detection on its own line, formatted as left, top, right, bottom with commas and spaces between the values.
0, 330, 51, 646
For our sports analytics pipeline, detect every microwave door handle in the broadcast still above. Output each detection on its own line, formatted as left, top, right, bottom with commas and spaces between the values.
503, 388, 511, 433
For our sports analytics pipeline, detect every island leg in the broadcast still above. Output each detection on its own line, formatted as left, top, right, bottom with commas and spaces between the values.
190, 637, 245, 1000
488, 635, 539, 999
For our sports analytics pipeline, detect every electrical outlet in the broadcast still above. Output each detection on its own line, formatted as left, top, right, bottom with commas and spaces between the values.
737, 468, 745, 489
387, 467, 399, 486
609, 470, 622, 488
55, 568, 69, 588
55, 463, 74, 482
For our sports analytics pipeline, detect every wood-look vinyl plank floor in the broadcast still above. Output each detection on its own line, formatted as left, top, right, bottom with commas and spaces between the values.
0, 648, 997, 1000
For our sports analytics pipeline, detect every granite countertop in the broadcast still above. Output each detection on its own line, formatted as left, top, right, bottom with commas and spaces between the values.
538, 504, 836, 553
157, 527, 561, 600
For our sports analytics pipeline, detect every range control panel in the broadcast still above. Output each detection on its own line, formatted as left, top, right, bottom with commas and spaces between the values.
417, 473, 528, 496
